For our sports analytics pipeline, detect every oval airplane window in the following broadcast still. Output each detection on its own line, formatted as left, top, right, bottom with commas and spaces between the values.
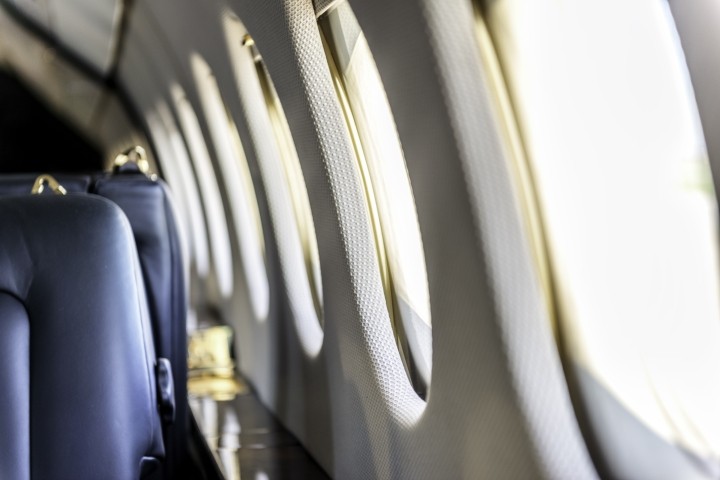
191, 54, 270, 320
249, 43, 324, 323
170, 85, 235, 300
155, 102, 210, 278
144, 105, 195, 278
223, 16, 324, 355
477, 0, 720, 471
319, 1, 432, 398
223, 14, 323, 356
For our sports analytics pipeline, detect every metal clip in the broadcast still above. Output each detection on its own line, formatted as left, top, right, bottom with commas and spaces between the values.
241, 34, 255, 47
113, 145, 150, 174
31, 174, 67, 195
242, 34, 263, 63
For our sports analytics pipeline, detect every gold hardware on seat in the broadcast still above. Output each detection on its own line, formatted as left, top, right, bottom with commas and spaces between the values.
31, 174, 67, 195
113, 145, 150, 174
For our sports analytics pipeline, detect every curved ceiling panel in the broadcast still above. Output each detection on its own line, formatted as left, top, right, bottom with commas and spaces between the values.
7, 0, 124, 74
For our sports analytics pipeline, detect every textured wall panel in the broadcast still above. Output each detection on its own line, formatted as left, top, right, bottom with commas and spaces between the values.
117, 0, 598, 477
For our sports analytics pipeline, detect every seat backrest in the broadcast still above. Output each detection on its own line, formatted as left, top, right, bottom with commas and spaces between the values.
0, 195, 164, 480
0, 171, 189, 478
0, 170, 188, 477
93, 171, 185, 370
93, 170, 188, 477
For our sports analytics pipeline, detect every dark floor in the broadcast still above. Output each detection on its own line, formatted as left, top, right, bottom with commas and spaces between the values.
0, 69, 102, 173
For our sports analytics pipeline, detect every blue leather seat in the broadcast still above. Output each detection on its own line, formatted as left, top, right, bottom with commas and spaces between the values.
0, 195, 165, 479
0, 169, 189, 477
93, 170, 188, 477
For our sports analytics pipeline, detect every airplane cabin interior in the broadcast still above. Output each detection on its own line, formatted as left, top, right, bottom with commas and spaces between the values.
0, 0, 718, 479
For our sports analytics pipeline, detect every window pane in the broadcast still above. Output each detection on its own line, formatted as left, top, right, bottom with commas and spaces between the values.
479, 0, 720, 460
192, 54, 270, 320
251, 42, 324, 321
320, 1, 432, 396
171, 85, 235, 299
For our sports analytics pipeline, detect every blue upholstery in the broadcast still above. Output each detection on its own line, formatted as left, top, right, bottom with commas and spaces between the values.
0, 171, 188, 477
0, 195, 164, 479
93, 171, 188, 476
